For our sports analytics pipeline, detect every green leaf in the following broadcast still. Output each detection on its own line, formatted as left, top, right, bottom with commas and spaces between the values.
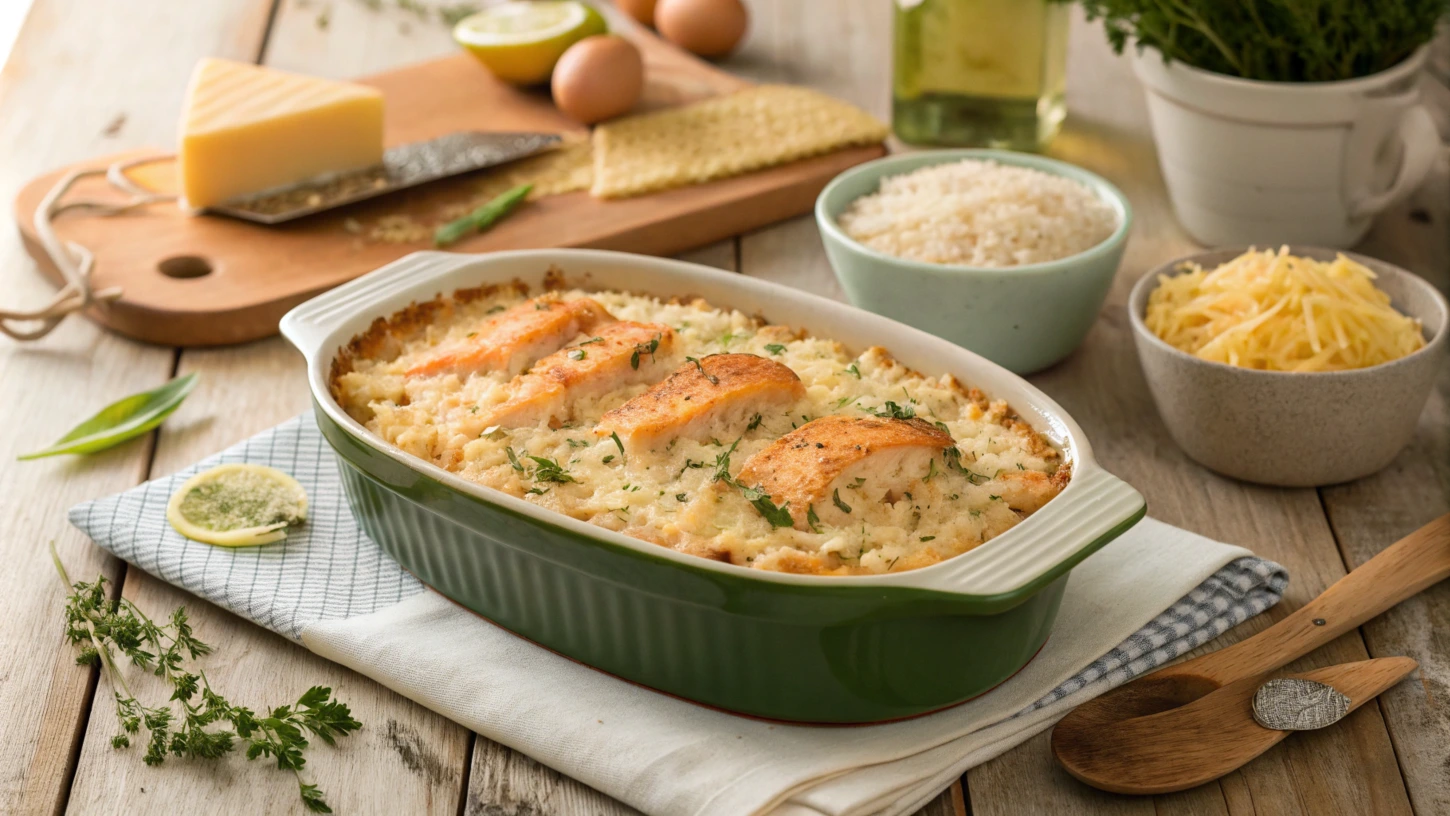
433, 183, 532, 247
19, 373, 199, 460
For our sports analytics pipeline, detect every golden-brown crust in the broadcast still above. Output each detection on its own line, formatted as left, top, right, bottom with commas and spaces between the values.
595, 353, 804, 445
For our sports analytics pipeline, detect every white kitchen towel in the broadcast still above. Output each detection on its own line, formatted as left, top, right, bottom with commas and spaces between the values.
70, 415, 1288, 816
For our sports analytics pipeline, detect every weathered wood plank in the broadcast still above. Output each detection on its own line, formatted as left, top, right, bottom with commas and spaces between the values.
0, 1, 273, 813
1322, 154, 1450, 816
66, 1, 476, 812
65, 341, 470, 814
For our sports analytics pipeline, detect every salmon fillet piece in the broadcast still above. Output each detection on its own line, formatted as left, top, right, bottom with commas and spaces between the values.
734, 415, 953, 531
594, 353, 804, 453
480, 321, 676, 428
405, 295, 615, 379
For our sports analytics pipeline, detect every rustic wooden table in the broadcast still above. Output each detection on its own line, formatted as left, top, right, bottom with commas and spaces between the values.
3, 2, 1447, 814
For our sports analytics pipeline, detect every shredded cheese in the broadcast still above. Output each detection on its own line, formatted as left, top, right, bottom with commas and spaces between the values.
1145, 247, 1425, 372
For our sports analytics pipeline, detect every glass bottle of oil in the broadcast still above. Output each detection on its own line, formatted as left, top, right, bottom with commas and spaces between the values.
893, 0, 1069, 150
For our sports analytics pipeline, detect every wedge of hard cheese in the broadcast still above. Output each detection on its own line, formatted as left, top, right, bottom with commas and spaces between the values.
177, 58, 385, 210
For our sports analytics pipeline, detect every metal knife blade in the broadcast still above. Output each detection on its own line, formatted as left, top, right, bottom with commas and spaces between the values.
207, 131, 561, 225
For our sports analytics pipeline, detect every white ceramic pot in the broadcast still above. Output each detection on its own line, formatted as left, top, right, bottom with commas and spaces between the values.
1132, 47, 1439, 248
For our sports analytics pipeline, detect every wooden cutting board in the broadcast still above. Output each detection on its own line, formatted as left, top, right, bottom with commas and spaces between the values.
13, 29, 885, 346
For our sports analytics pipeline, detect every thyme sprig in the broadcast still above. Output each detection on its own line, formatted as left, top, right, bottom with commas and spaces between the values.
51, 544, 360, 812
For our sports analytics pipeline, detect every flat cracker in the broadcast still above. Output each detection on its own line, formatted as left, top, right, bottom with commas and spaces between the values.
463, 136, 594, 208
590, 85, 888, 199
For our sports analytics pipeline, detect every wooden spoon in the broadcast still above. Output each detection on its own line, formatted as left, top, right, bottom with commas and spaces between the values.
1053, 656, 1417, 793
1052, 514, 1450, 790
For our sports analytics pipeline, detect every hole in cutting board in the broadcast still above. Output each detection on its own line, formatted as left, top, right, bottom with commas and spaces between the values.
158, 255, 213, 279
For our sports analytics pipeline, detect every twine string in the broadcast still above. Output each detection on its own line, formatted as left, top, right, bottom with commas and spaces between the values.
1, 154, 176, 341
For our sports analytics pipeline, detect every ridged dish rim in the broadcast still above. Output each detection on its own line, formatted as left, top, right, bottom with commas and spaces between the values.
281, 249, 1146, 598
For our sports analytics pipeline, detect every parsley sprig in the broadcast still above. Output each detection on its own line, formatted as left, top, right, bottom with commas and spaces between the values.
508, 447, 579, 484
51, 544, 360, 812
708, 437, 794, 529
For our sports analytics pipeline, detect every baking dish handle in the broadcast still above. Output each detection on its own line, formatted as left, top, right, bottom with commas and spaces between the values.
280, 250, 478, 362
907, 466, 1146, 602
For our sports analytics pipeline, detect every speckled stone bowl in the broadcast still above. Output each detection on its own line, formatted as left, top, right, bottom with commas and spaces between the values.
1129, 247, 1448, 487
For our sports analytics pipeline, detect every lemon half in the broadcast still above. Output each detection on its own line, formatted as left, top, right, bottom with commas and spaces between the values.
166, 463, 308, 547
453, 1, 606, 85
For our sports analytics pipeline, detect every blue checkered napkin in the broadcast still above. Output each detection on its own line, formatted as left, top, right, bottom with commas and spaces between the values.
68, 412, 1289, 699
68, 415, 424, 640
1025, 556, 1285, 713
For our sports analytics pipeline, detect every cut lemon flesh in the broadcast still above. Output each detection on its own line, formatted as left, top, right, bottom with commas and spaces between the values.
453, 1, 606, 85
166, 463, 308, 547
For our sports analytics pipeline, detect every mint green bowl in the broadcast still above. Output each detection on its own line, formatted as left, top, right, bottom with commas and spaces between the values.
281, 249, 1145, 723
816, 149, 1133, 374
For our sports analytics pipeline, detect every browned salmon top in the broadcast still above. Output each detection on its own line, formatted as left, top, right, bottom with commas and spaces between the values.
734, 415, 953, 529
595, 353, 805, 451
480, 321, 677, 428
405, 295, 615, 379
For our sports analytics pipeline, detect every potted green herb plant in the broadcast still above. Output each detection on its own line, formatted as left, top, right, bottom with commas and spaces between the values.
1076, 0, 1447, 247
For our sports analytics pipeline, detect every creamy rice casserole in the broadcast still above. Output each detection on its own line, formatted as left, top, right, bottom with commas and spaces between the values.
331, 275, 1069, 575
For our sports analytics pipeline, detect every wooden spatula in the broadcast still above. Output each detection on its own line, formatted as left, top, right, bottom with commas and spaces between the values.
1051, 514, 1450, 790
1053, 656, 1417, 793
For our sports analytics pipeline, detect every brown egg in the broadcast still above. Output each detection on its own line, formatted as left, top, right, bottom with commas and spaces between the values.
550, 35, 645, 125
655, 0, 748, 59
616, 0, 658, 27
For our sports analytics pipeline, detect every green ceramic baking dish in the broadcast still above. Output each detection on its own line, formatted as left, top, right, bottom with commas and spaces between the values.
280, 249, 1145, 724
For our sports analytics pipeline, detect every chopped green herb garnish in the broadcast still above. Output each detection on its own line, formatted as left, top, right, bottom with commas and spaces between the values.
737, 483, 794, 528
609, 431, 626, 464
844, 363, 861, 379
528, 455, 579, 484
849, 477, 866, 489
923, 458, 938, 483
579, 336, 604, 345
746, 413, 763, 431
676, 493, 688, 502
764, 343, 786, 355
711, 438, 742, 484
567, 349, 586, 361
864, 400, 916, 420
806, 504, 823, 533
602, 455, 615, 464
630, 334, 662, 370
566, 438, 588, 448
686, 356, 718, 384
920, 535, 936, 542
526, 487, 548, 496
505, 446, 525, 473
832, 489, 852, 514
942, 447, 989, 484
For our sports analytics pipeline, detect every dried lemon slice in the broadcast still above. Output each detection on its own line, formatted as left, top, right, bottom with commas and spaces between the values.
166, 463, 308, 547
